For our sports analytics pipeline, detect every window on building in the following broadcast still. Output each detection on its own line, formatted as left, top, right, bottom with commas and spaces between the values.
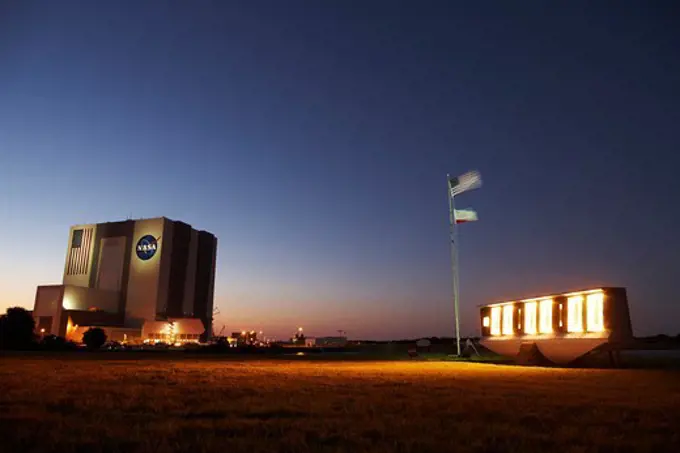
490, 307, 501, 335
586, 292, 605, 332
567, 296, 584, 332
71, 229, 84, 248
539, 299, 553, 334
502, 305, 514, 336
524, 302, 537, 334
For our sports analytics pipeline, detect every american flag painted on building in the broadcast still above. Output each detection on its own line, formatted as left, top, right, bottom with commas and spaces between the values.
67, 228, 93, 275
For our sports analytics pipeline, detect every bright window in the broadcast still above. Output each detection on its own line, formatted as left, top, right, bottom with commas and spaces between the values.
490, 307, 501, 335
586, 292, 605, 332
539, 299, 553, 334
502, 305, 514, 335
482, 316, 490, 328
567, 296, 584, 332
524, 302, 537, 334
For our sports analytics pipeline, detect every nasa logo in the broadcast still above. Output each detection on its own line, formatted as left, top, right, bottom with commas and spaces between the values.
136, 235, 159, 261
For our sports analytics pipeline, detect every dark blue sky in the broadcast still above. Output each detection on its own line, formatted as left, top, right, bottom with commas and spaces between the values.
1, 1, 679, 339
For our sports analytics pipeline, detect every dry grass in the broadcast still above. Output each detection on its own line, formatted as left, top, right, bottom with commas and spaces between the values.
1, 354, 679, 453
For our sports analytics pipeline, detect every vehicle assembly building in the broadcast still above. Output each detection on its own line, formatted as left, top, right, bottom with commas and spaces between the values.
479, 287, 633, 364
32, 217, 217, 344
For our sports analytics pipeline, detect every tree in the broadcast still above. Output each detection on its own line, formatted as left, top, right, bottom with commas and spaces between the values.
0, 307, 36, 350
82, 327, 107, 350
293, 331, 306, 345
40, 335, 77, 351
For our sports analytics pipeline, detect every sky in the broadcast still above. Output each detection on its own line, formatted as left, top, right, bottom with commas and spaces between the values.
1, 1, 679, 340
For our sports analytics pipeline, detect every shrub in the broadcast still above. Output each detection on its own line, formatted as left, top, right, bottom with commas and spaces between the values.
0, 307, 36, 350
82, 327, 107, 350
40, 335, 78, 351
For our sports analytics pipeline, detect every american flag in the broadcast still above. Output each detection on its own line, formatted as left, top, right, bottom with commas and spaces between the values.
449, 170, 482, 197
66, 228, 93, 275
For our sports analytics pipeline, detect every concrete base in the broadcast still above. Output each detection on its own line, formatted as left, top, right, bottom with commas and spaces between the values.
481, 336, 609, 365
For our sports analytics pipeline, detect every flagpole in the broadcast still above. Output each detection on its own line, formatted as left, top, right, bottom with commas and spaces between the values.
447, 174, 461, 356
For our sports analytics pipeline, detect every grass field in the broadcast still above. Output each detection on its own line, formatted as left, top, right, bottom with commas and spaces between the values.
1, 354, 679, 453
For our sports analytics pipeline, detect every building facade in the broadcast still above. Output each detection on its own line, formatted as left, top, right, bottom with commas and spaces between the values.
33, 217, 217, 342
479, 287, 632, 364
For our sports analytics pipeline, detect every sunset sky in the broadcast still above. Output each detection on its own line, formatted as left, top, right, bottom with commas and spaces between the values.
1, 1, 679, 340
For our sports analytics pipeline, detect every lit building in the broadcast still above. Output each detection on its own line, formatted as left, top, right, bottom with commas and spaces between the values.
32, 217, 217, 343
303, 337, 348, 348
479, 287, 632, 364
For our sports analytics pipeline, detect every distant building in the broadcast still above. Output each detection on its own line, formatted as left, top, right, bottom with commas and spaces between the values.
33, 217, 217, 343
304, 336, 348, 347
231, 330, 258, 346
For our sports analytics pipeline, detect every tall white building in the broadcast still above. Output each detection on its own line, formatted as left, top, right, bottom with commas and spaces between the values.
33, 217, 217, 342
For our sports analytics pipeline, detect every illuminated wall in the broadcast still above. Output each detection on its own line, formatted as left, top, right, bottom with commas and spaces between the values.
141, 318, 205, 344
125, 218, 171, 327
62, 224, 98, 288
95, 236, 127, 292
33, 285, 65, 334
35, 217, 217, 337
62, 285, 119, 313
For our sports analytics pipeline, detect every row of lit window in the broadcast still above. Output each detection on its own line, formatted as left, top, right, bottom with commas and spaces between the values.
483, 292, 605, 336
147, 333, 201, 340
